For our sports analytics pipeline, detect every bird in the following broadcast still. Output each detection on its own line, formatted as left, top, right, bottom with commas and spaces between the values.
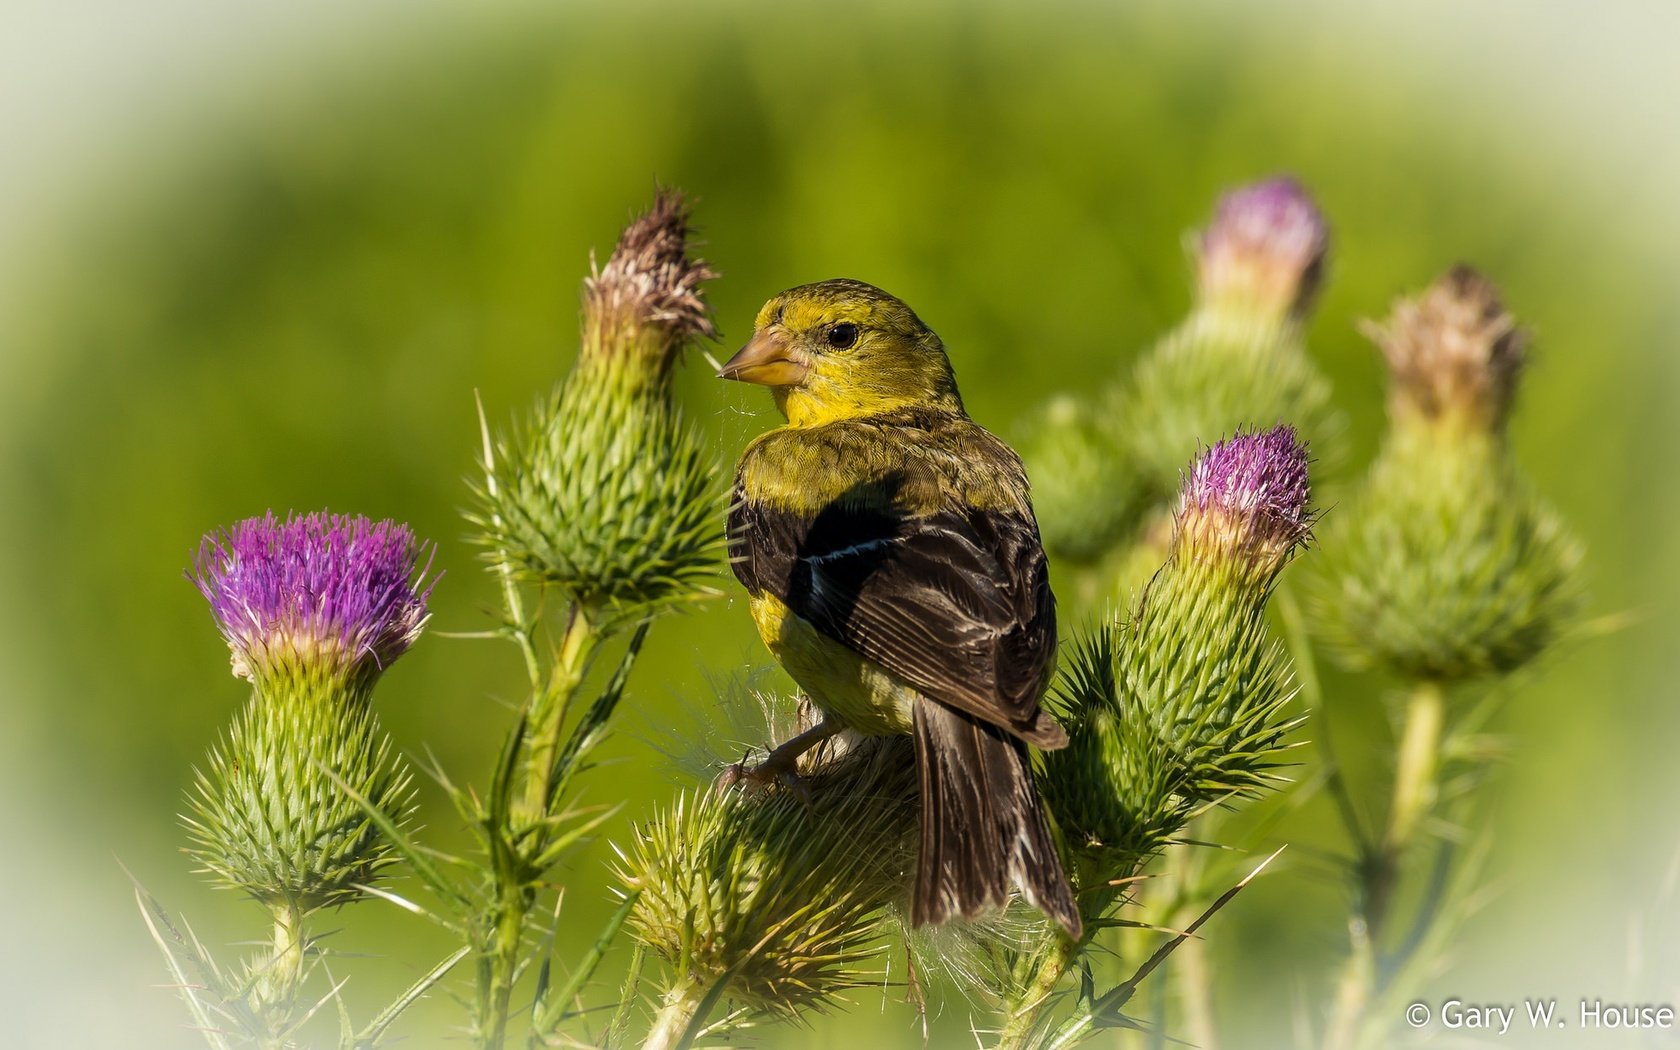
718, 278, 1081, 938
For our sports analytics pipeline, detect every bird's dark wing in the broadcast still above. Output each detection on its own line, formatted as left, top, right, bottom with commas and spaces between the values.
729, 481, 1063, 746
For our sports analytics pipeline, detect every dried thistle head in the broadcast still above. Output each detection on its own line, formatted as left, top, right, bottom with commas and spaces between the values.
1317, 268, 1582, 682
619, 729, 919, 1020
476, 188, 723, 622
580, 188, 718, 393
1364, 265, 1527, 433
1195, 176, 1329, 323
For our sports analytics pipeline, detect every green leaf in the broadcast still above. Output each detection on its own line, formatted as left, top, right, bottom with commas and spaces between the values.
1048, 847, 1283, 1049
130, 881, 239, 1050
353, 945, 471, 1048
547, 622, 649, 811
530, 804, 622, 873
534, 890, 641, 1035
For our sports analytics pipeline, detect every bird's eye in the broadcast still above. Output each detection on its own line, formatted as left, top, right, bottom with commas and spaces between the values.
826, 322, 859, 350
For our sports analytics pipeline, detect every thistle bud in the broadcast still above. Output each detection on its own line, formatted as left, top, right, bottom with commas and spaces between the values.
1317, 267, 1582, 681
620, 730, 919, 1021
184, 511, 425, 911
1195, 177, 1329, 324
1043, 429, 1310, 876
1363, 264, 1526, 433
478, 189, 722, 620
1123, 178, 1340, 496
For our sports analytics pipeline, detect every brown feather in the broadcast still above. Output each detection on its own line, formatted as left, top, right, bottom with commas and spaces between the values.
728, 475, 1064, 746
912, 700, 1081, 937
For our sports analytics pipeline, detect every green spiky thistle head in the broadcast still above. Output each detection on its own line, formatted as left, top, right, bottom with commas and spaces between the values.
619, 724, 919, 1020
478, 189, 723, 622
1014, 393, 1146, 565
183, 511, 429, 911
1042, 427, 1310, 880
1317, 267, 1583, 682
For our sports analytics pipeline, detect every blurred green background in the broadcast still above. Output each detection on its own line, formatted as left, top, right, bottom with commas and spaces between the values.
2, 1, 1676, 1047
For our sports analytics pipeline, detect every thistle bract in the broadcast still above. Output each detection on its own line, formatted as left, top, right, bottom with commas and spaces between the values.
620, 731, 919, 1019
184, 510, 426, 911
1318, 268, 1581, 681
478, 190, 722, 620
184, 681, 414, 911
1043, 428, 1310, 875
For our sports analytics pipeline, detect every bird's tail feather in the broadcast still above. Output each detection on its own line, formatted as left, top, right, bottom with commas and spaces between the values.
911, 699, 1082, 938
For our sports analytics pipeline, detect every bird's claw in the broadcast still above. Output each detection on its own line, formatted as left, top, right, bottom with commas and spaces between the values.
716, 750, 811, 802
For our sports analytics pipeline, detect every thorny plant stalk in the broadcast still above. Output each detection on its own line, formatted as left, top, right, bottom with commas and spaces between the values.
1002, 424, 1314, 1049
468, 189, 718, 1049
145, 191, 719, 1050
475, 597, 601, 1048
1007, 178, 1335, 1048
521, 607, 599, 818
643, 973, 717, 1050
1322, 680, 1443, 1050
264, 902, 305, 1020
996, 918, 1095, 1050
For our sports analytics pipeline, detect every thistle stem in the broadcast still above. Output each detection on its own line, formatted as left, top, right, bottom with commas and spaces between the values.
1323, 680, 1446, 1050
521, 604, 598, 820
1172, 918, 1219, 1050
477, 889, 529, 1050
1381, 682, 1444, 887
643, 975, 713, 1050
257, 901, 306, 1047
477, 605, 602, 1050
998, 933, 1083, 1050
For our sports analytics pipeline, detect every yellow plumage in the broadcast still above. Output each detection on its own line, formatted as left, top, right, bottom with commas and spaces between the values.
749, 592, 919, 735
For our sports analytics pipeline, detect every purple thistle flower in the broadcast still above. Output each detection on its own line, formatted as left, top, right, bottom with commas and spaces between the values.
190, 511, 436, 685
1196, 176, 1329, 320
1177, 425, 1313, 566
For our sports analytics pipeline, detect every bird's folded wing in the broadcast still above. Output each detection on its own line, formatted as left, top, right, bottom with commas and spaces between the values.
729, 492, 1062, 745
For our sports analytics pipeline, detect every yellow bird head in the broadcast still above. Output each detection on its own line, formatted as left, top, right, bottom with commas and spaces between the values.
719, 279, 964, 427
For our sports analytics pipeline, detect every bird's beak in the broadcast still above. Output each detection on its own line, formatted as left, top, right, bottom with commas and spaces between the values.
717, 330, 808, 386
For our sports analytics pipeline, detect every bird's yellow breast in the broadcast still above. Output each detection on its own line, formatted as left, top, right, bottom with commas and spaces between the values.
749, 592, 918, 735
736, 409, 1033, 518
